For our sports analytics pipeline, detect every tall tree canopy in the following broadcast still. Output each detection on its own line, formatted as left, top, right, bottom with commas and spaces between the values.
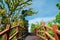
0, 0, 37, 39
0, 0, 37, 31
54, 3, 60, 23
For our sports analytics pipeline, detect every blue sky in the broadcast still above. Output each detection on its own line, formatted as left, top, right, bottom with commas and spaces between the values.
27, 0, 60, 32
25, 0, 60, 24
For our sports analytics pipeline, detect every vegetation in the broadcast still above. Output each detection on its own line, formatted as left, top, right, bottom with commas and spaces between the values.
0, 0, 60, 40
54, 3, 60, 30
31, 21, 54, 37
0, 0, 37, 40
54, 3, 60, 23
30, 3, 60, 40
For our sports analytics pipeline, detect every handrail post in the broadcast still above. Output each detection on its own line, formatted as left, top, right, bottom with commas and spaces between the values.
44, 26, 48, 40
16, 26, 19, 40
53, 24, 59, 40
43, 22, 47, 40
4, 24, 10, 40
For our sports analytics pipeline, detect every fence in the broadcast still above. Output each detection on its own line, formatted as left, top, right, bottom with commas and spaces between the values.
0, 23, 60, 40
0, 24, 26, 40
32, 22, 60, 40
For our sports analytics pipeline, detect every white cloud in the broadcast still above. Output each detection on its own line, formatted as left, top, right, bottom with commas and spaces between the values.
28, 17, 54, 32
29, 17, 54, 25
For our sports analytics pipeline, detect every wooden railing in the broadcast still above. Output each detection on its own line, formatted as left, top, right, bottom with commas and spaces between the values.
0, 24, 26, 40
32, 22, 60, 40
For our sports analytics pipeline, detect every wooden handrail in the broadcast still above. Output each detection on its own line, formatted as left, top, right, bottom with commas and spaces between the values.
0, 24, 26, 40
44, 26, 53, 30
9, 31, 18, 40
37, 26, 42, 30
0, 24, 10, 35
37, 30, 55, 40
33, 23, 60, 40
44, 31, 55, 40
36, 33, 48, 40
0, 29, 8, 35
1, 23, 60, 40
11, 25, 18, 29
56, 30, 60, 35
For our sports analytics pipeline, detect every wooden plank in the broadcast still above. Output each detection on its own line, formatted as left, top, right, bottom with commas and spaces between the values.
44, 31, 55, 40
4, 24, 10, 40
0, 24, 10, 35
16, 27, 19, 40
9, 31, 18, 40
56, 30, 60, 35
53, 24, 60, 40
0, 29, 8, 35
36, 34, 48, 40
44, 26, 53, 30
4, 33, 9, 40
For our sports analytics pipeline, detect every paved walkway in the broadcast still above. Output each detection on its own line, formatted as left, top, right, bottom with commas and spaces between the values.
20, 33, 43, 40
25, 35, 43, 40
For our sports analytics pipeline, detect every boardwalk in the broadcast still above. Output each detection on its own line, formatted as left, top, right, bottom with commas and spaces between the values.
0, 24, 60, 40
25, 35, 43, 40
20, 33, 43, 40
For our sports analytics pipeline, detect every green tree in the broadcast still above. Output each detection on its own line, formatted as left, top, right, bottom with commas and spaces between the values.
55, 11, 60, 23
56, 3, 60, 10
54, 3, 60, 30
31, 23, 36, 32
0, 0, 37, 40
0, 0, 36, 30
47, 21, 52, 27
54, 3, 60, 23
